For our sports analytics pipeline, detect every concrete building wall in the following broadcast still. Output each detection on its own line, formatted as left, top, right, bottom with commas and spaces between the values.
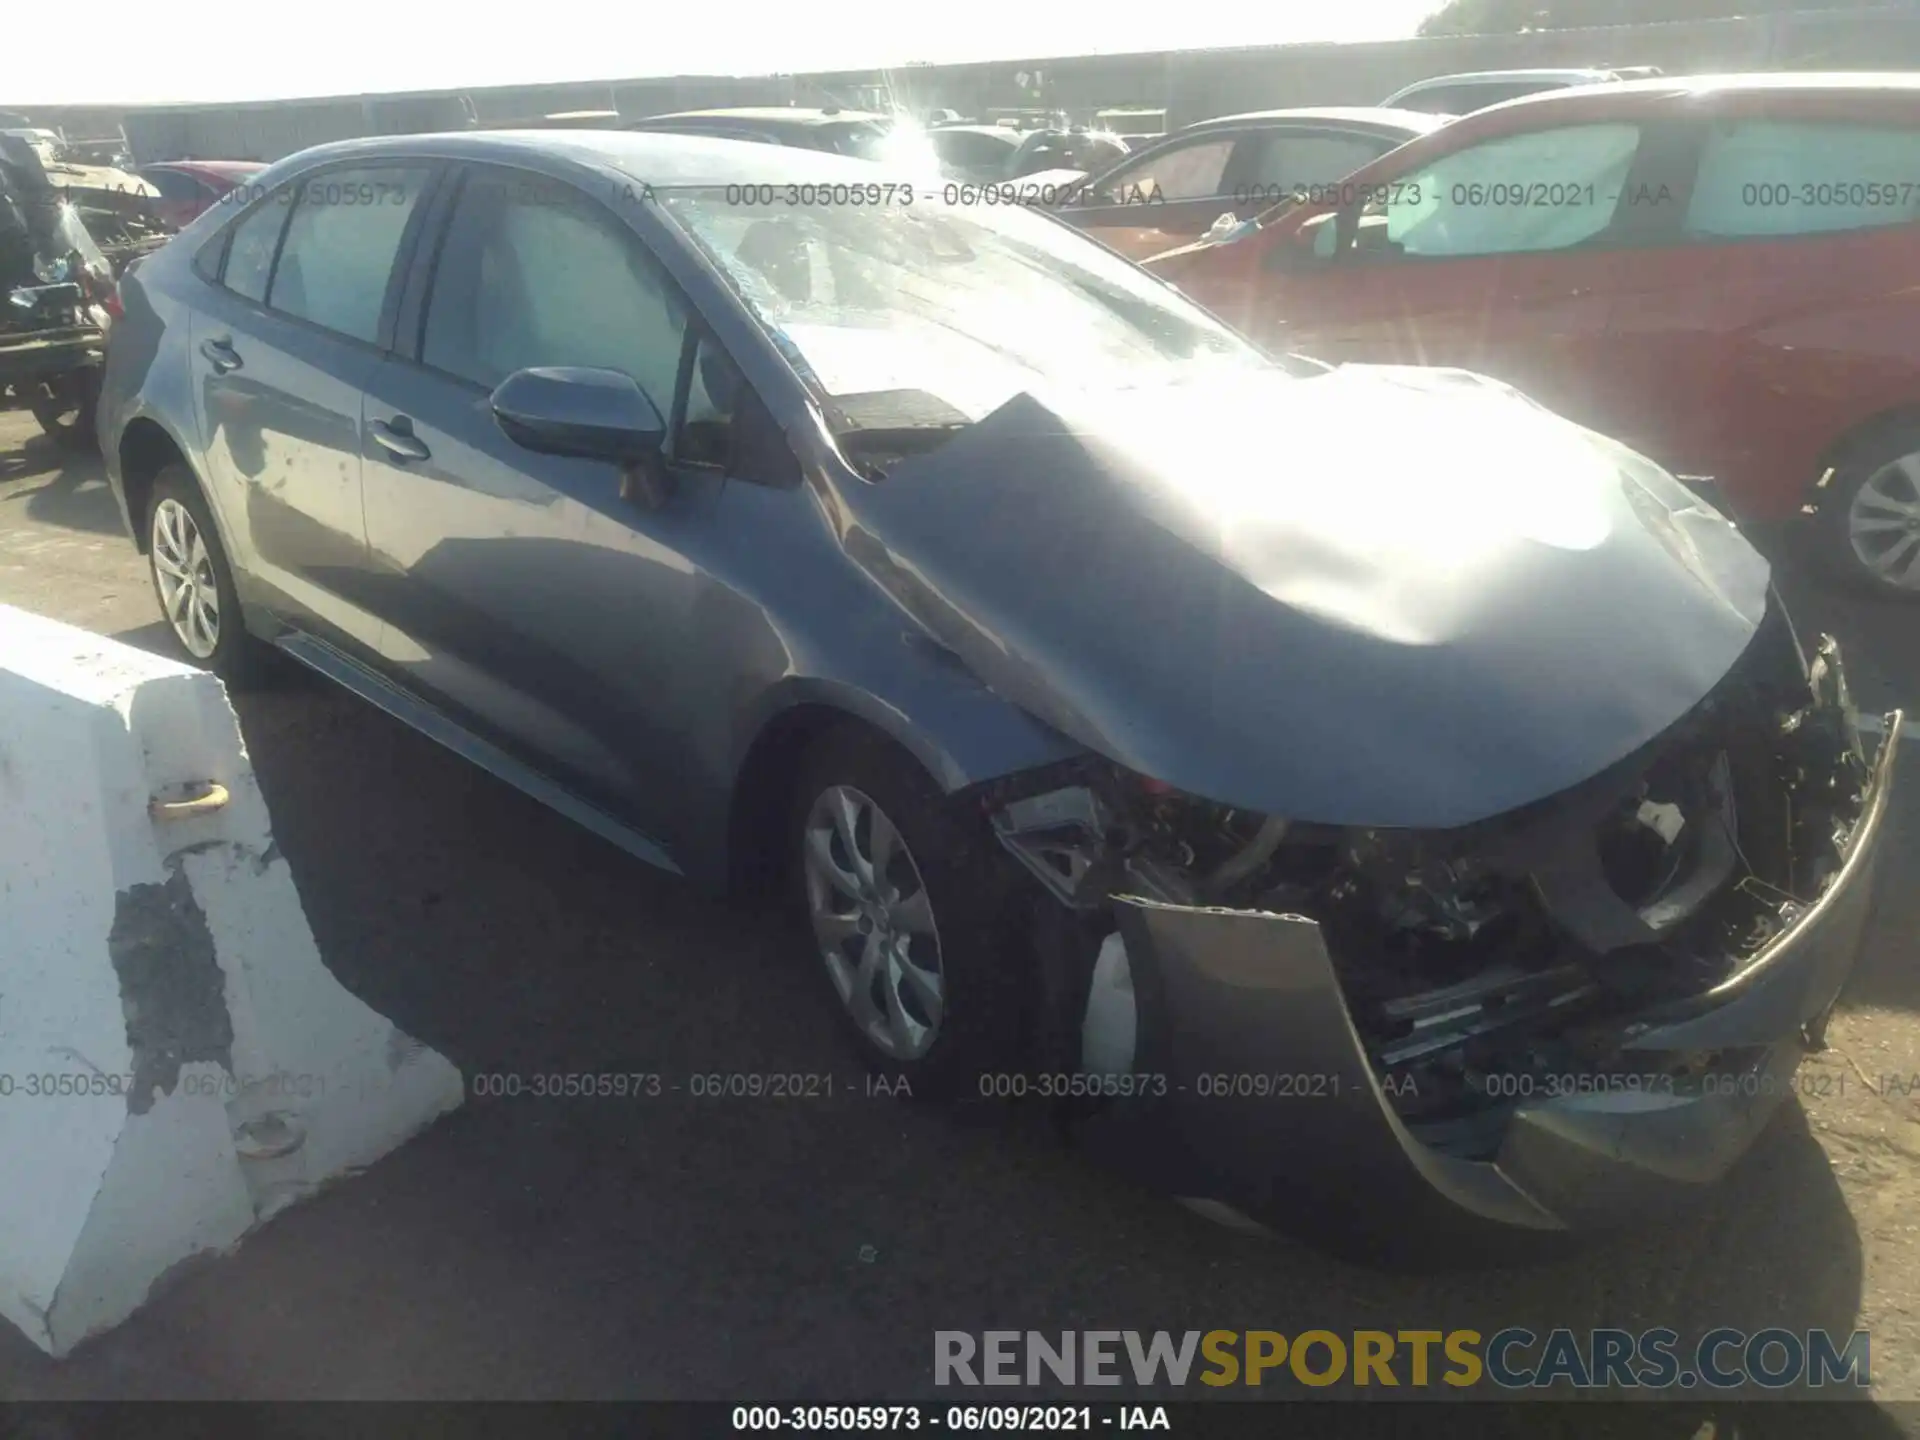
15, 4, 1920, 164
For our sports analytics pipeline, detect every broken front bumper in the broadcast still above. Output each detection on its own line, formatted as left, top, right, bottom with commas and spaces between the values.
1074, 717, 1899, 1257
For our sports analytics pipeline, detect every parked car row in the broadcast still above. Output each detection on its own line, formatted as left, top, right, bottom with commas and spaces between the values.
1148, 72, 1920, 596
389, 73, 1920, 595
93, 113, 1897, 1258
1048, 107, 1446, 260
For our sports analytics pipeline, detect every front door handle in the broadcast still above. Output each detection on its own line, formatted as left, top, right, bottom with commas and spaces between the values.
199, 336, 242, 373
369, 417, 430, 463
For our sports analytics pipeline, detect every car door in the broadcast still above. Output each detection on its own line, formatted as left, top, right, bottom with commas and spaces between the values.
1209, 119, 1664, 437
357, 163, 782, 849
1599, 111, 1920, 504
188, 161, 436, 655
1062, 129, 1253, 261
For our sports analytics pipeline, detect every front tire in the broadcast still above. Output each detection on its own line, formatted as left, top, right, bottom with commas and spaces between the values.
145, 464, 265, 684
1817, 425, 1920, 598
792, 727, 1025, 1098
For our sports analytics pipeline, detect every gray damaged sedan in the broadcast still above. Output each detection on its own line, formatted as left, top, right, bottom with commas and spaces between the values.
97, 131, 1898, 1256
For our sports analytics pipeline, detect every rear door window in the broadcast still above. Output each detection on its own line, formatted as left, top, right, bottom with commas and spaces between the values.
1683, 120, 1920, 238
1370, 123, 1642, 256
268, 166, 430, 343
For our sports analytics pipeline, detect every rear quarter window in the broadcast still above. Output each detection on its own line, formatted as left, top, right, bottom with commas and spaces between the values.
220, 195, 292, 303
1684, 120, 1920, 239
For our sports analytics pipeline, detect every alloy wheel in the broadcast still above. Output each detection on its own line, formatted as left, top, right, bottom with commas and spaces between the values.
1846, 452, 1920, 591
151, 497, 221, 659
802, 785, 947, 1061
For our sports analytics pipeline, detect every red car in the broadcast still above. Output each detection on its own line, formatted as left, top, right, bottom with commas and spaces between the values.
1152, 74, 1920, 595
137, 160, 266, 230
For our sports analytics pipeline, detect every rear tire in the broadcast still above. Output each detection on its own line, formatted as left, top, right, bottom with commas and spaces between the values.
144, 464, 267, 685
790, 726, 1026, 1099
1815, 423, 1920, 599
30, 370, 101, 452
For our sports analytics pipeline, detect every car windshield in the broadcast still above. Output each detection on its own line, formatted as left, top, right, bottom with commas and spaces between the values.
659, 187, 1272, 421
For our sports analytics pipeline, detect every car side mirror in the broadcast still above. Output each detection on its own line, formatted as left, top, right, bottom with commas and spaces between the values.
490, 366, 673, 508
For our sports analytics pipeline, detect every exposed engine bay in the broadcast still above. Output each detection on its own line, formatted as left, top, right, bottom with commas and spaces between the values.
982, 596, 1877, 1161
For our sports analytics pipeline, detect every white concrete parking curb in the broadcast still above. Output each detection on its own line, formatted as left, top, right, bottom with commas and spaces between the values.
0, 604, 465, 1358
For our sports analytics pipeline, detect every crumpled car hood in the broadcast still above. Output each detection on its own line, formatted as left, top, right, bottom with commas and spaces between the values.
834, 363, 1772, 829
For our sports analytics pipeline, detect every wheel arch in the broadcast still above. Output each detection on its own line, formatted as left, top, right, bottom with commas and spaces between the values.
721, 675, 1081, 898
1809, 403, 1920, 512
116, 416, 192, 555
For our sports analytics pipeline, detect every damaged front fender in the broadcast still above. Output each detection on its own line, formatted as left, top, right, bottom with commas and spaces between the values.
1073, 715, 1898, 1254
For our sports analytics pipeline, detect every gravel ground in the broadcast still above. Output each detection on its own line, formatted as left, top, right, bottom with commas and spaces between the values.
1, 409, 1918, 1413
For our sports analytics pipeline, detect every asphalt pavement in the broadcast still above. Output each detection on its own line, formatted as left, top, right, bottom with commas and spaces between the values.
3, 410, 1920, 1405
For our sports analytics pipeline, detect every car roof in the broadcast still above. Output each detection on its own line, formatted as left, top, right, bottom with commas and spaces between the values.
1446, 69, 1920, 120
146, 159, 264, 179
1391, 68, 1628, 92
1185, 106, 1450, 135
257, 128, 895, 188
930, 124, 1023, 141
630, 107, 891, 128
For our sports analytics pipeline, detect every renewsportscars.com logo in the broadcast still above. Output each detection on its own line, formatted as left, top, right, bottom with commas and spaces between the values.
934, 1329, 1871, 1390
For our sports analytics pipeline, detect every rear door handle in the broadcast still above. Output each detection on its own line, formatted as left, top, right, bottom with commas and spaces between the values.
199, 337, 242, 373
369, 417, 430, 462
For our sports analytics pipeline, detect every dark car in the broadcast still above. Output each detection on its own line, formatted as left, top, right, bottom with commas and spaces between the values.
97, 129, 1896, 1257
926, 123, 1024, 180
139, 160, 268, 230
1052, 107, 1447, 261
927, 124, 1129, 184
1150, 74, 1920, 596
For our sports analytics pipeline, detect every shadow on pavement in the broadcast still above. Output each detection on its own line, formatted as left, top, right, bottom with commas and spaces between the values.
1837, 779, 1920, 1016
20, 458, 123, 538
0, 430, 64, 486
0, 435, 122, 536
0, 627, 1863, 1400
